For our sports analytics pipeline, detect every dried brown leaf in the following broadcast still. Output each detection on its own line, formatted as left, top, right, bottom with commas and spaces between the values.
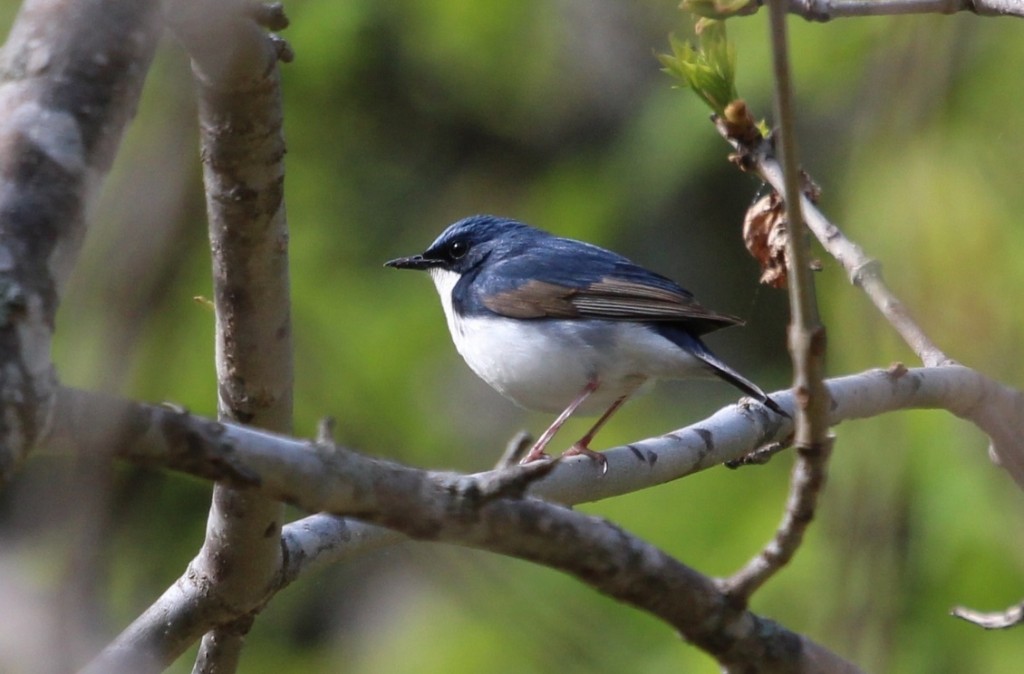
743, 193, 789, 288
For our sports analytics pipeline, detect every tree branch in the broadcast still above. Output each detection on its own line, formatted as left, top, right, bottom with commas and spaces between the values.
784, 0, 1024, 20
166, 1, 293, 672
59, 361, 1024, 670
713, 67, 1024, 619
723, 0, 834, 604
952, 600, 1024, 630
711, 120, 1024, 483
0, 0, 162, 482
708, 0, 1024, 20
47, 365, 1024, 515
63, 387, 876, 673
734, 136, 953, 368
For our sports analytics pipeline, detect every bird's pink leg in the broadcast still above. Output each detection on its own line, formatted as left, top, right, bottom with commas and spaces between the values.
520, 380, 599, 464
560, 393, 633, 473
567, 394, 631, 454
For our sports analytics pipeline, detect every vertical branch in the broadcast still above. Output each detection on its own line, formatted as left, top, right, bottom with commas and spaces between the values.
0, 0, 162, 481
0, 1, 161, 665
170, 2, 293, 672
724, 2, 834, 601
768, 9, 829, 441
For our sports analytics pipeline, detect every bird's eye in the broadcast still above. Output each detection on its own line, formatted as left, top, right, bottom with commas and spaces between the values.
449, 241, 468, 259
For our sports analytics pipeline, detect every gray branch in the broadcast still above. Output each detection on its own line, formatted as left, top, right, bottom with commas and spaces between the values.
717, 119, 952, 368
59, 385, 882, 674
166, 1, 294, 672
721, 0, 836, 604
714, 127, 1024, 491
952, 600, 1024, 629
62, 362, 1022, 671
709, 0, 1024, 20
0, 0, 162, 481
785, 0, 1024, 20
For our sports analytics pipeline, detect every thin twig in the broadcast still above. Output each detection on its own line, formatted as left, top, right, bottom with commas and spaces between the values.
726, 441, 789, 467
750, 152, 953, 367
786, 0, 1024, 20
768, 0, 831, 446
951, 600, 1024, 629
495, 430, 535, 469
718, 0, 1024, 20
717, 111, 951, 366
724, 437, 834, 599
724, 0, 835, 602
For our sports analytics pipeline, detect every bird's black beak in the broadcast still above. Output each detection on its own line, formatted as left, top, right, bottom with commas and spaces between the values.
384, 254, 434, 271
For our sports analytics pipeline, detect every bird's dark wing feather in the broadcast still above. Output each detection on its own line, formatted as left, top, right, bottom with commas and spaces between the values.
474, 237, 742, 336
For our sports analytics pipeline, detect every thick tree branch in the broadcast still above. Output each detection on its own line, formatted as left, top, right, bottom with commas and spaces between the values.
0, 0, 162, 482
167, 1, 294, 672
60, 362, 1024, 671
64, 388, 875, 673
47, 365, 1024, 514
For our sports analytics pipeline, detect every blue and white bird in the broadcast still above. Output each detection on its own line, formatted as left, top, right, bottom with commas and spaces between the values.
385, 215, 786, 467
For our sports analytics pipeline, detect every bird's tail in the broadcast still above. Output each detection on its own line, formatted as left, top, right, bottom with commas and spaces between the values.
663, 327, 789, 417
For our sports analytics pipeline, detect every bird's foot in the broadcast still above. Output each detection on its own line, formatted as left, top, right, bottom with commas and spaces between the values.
562, 443, 608, 475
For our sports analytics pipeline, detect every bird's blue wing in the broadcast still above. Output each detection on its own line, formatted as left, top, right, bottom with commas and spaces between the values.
466, 236, 742, 336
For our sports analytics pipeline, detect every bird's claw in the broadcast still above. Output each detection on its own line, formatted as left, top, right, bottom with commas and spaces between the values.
561, 444, 608, 475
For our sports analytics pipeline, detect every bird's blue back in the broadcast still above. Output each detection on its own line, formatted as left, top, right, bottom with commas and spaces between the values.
440, 216, 735, 336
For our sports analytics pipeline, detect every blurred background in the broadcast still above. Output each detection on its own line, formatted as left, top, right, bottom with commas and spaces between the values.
2, 1, 1024, 672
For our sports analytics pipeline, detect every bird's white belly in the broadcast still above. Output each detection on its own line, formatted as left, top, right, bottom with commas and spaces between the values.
453, 316, 639, 413
430, 270, 708, 414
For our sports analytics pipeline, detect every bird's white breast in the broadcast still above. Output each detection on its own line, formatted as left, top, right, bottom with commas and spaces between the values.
428, 268, 708, 415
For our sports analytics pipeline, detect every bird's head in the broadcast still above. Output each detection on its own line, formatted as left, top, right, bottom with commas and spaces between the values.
384, 215, 539, 276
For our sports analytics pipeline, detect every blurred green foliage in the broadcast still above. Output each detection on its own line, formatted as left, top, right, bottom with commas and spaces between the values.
1, 1, 1023, 672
